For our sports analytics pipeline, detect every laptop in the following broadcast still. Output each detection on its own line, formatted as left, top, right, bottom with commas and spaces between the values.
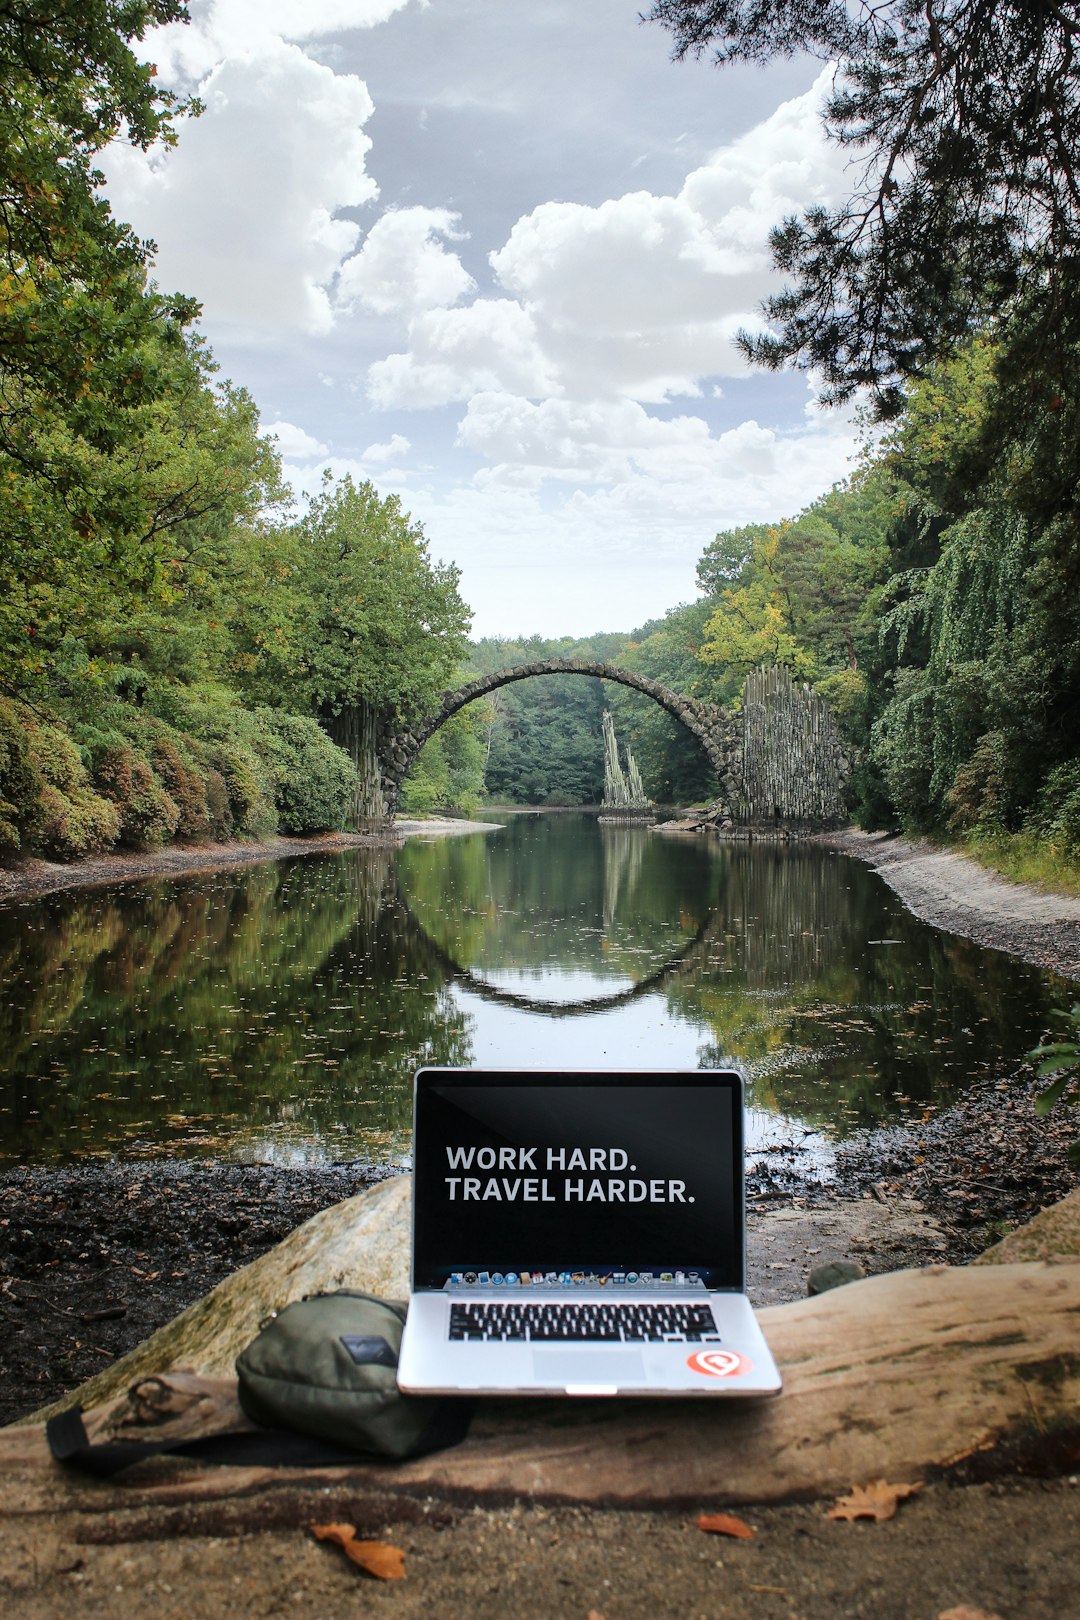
396, 1067, 782, 1397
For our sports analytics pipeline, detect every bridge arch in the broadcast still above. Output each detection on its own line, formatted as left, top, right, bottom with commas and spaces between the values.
379, 658, 741, 815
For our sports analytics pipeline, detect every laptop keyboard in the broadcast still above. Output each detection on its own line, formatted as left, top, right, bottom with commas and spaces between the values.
448, 1300, 719, 1343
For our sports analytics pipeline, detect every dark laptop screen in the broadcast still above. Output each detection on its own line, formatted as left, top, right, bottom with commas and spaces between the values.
412, 1070, 744, 1291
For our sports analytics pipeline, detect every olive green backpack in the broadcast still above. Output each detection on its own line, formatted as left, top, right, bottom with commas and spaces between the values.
47, 1290, 471, 1476
235, 1289, 468, 1459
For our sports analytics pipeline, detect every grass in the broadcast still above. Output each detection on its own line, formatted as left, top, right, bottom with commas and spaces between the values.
961, 828, 1080, 897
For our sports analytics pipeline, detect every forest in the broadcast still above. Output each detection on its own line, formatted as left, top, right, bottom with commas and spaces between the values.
1, 2, 1078, 885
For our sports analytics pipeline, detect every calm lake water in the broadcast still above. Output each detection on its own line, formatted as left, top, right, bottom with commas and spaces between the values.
0, 814, 1064, 1168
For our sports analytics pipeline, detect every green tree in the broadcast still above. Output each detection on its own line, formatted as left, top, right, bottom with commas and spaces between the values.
0, 2, 211, 699
232, 476, 470, 822
648, 0, 1080, 417
609, 602, 724, 802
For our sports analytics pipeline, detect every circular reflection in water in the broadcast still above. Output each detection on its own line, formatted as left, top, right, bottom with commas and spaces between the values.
0, 814, 1068, 1165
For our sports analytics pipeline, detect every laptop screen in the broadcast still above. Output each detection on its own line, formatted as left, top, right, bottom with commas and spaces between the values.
411, 1069, 744, 1292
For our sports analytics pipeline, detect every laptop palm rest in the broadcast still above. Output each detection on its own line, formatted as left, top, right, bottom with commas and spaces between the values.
533, 1349, 646, 1383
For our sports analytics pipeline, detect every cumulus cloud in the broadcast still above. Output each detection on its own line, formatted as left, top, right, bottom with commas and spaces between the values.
455, 386, 856, 519
336, 208, 474, 317
369, 69, 846, 407
150, 0, 419, 81
368, 300, 561, 408
104, 39, 376, 337
264, 419, 329, 458
361, 433, 412, 463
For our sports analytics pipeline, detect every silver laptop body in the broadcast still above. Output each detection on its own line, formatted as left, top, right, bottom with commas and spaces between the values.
396, 1068, 782, 1397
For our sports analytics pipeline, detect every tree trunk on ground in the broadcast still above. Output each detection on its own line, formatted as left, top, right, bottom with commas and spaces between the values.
324, 701, 387, 826
6, 1179, 1080, 1517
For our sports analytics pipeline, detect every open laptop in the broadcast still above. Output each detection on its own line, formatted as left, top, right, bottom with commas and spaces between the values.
396, 1067, 782, 1397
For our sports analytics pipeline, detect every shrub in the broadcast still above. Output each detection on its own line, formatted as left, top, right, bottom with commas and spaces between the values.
945, 729, 1017, 833
0, 700, 40, 850
24, 724, 120, 860
1034, 761, 1080, 859
254, 709, 357, 833
206, 737, 277, 839
145, 723, 212, 842
92, 744, 180, 850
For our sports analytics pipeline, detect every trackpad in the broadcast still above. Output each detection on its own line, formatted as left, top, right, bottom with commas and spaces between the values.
533, 1349, 646, 1385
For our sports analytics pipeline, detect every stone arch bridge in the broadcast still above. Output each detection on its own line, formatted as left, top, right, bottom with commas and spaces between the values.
372, 658, 849, 831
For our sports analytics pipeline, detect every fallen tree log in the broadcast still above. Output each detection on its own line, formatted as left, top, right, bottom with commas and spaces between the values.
2, 1256, 1079, 1522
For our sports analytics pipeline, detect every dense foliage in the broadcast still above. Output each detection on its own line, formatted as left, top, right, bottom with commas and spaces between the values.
0, 4, 480, 855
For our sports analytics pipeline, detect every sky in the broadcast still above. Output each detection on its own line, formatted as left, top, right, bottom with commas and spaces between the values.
102, 0, 862, 641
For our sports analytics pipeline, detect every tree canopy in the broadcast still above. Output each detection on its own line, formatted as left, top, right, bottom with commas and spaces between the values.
648, 0, 1080, 416
232, 476, 470, 727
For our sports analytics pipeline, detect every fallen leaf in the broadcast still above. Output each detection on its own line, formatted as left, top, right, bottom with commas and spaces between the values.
311, 1522, 406, 1580
826, 1478, 923, 1522
343, 1540, 407, 1581
312, 1522, 355, 1550
937, 1608, 1004, 1620
696, 1512, 756, 1540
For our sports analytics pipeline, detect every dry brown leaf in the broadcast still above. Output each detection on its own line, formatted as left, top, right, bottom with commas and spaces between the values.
311, 1522, 406, 1581
937, 1608, 1005, 1620
826, 1478, 923, 1522
343, 1540, 407, 1581
311, 1522, 355, 1550
696, 1512, 756, 1540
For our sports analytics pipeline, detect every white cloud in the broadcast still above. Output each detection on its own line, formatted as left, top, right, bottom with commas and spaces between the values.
361, 432, 412, 463
368, 69, 845, 407
150, 0, 420, 81
264, 419, 328, 458
105, 31, 379, 339
454, 386, 856, 517
336, 207, 474, 316
368, 300, 561, 407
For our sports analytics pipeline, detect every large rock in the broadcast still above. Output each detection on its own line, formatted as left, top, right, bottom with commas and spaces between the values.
975, 1186, 1080, 1266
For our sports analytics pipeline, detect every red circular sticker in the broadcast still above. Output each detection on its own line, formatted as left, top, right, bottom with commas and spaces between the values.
686, 1349, 752, 1379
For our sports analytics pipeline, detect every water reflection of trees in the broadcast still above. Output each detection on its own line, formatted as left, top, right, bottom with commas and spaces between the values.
0, 851, 471, 1164
0, 832, 1064, 1164
397, 817, 721, 986
671, 845, 1060, 1129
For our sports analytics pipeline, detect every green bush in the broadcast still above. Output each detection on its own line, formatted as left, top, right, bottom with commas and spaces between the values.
144, 722, 212, 842
0, 700, 40, 850
1034, 761, 1080, 859
945, 728, 1017, 832
92, 743, 181, 850
24, 723, 120, 860
254, 709, 357, 833
206, 736, 277, 839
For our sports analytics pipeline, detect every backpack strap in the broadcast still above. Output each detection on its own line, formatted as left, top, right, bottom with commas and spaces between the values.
47, 1397, 473, 1478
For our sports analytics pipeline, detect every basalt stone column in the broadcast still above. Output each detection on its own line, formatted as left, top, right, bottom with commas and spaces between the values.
324, 701, 389, 826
